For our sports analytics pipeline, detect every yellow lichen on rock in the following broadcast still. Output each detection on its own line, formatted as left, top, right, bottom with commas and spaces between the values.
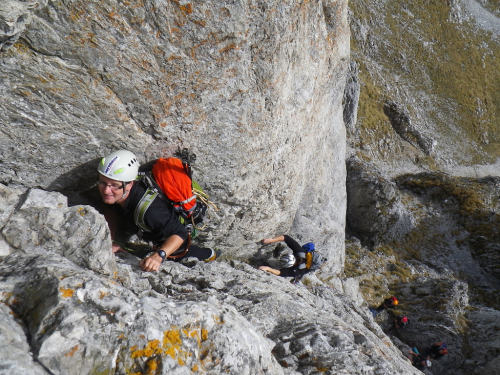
201, 329, 208, 342
130, 339, 162, 359
163, 329, 182, 358
59, 288, 74, 298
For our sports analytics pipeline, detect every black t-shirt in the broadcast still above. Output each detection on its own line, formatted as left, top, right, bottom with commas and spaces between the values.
425, 344, 445, 359
121, 180, 187, 244
377, 298, 396, 311
395, 316, 410, 327
411, 354, 428, 370
279, 235, 311, 280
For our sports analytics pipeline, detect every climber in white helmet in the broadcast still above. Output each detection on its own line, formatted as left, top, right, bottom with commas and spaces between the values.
97, 150, 220, 272
258, 235, 326, 284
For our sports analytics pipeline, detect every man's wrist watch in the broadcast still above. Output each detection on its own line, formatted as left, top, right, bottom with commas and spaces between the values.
157, 250, 166, 262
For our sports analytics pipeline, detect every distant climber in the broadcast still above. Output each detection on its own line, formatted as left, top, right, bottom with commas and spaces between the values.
369, 296, 398, 317
97, 150, 220, 272
393, 315, 410, 329
258, 235, 326, 284
408, 348, 432, 371
424, 342, 448, 359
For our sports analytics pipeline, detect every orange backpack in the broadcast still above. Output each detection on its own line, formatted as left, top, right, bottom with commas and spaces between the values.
134, 149, 212, 234
152, 157, 197, 217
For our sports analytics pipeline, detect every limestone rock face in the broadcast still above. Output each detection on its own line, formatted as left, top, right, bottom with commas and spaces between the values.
0, 0, 46, 51
0, 184, 421, 374
0, 303, 48, 375
0, 0, 349, 271
346, 157, 412, 247
466, 308, 500, 375
1, 185, 116, 276
0, 253, 283, 375
343, 60, 360, 134
383, 100, 434, 156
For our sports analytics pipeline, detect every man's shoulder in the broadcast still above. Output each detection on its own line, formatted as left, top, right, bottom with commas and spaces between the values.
123, 179, 146, 207
123, 180, 170, 219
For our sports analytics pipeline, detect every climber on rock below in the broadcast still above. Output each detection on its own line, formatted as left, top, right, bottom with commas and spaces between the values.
393, 315, 410, 329
258, 235, 326, 284
424, 342, 448, 360
408, 348, 432, 371
97, 150, 220, 272
369, 296, 399, 317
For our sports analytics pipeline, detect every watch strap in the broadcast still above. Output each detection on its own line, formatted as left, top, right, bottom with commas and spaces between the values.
157, 250, 166, 262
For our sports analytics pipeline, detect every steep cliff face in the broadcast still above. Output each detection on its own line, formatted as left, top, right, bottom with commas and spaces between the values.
347, 1, 500, 374
0, 1, 414, 374
0, 0, 349, 270
349, 0, 500, 175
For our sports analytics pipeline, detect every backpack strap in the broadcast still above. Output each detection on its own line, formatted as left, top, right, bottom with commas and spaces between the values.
295, 251, 308, 269
134, 188, 159, 232
142, 172, 164, 198
178, 195, 197, 205
305, 252, 313, 269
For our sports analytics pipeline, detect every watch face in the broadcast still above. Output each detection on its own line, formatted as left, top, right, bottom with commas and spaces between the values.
158, 250, 166, 259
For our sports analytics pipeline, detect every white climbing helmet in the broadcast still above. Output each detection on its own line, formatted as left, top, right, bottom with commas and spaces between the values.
280, 254, 296, 268
97, 150, 139, 182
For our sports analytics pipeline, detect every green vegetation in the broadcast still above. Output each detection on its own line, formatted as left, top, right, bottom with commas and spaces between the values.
350, 0, 500, 164
396, 173, 500, 289
344, 240, 417, 304
396, 173, 486, 215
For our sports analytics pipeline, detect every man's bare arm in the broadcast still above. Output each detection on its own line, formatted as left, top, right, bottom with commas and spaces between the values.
139, 235, 185, 272
261, 235, 285, 244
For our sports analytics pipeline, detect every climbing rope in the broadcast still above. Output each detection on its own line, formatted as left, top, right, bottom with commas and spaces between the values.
192, 187, 219, 230
193, 188, 218, 211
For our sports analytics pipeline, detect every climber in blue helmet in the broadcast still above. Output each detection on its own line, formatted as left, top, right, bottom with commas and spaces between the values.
424, 342, 448, 359
258, 235, 326, 284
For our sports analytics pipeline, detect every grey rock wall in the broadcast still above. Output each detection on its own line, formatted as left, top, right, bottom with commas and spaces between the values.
0, 0, 46, 51
0, 186, 421, 374
343, 60, 360, 134
346, 157, 413, 247
0, 0, 349, 271
1, 187, 116, 276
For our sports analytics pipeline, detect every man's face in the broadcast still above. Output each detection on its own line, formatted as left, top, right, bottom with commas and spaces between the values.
98, 175, 130, 205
